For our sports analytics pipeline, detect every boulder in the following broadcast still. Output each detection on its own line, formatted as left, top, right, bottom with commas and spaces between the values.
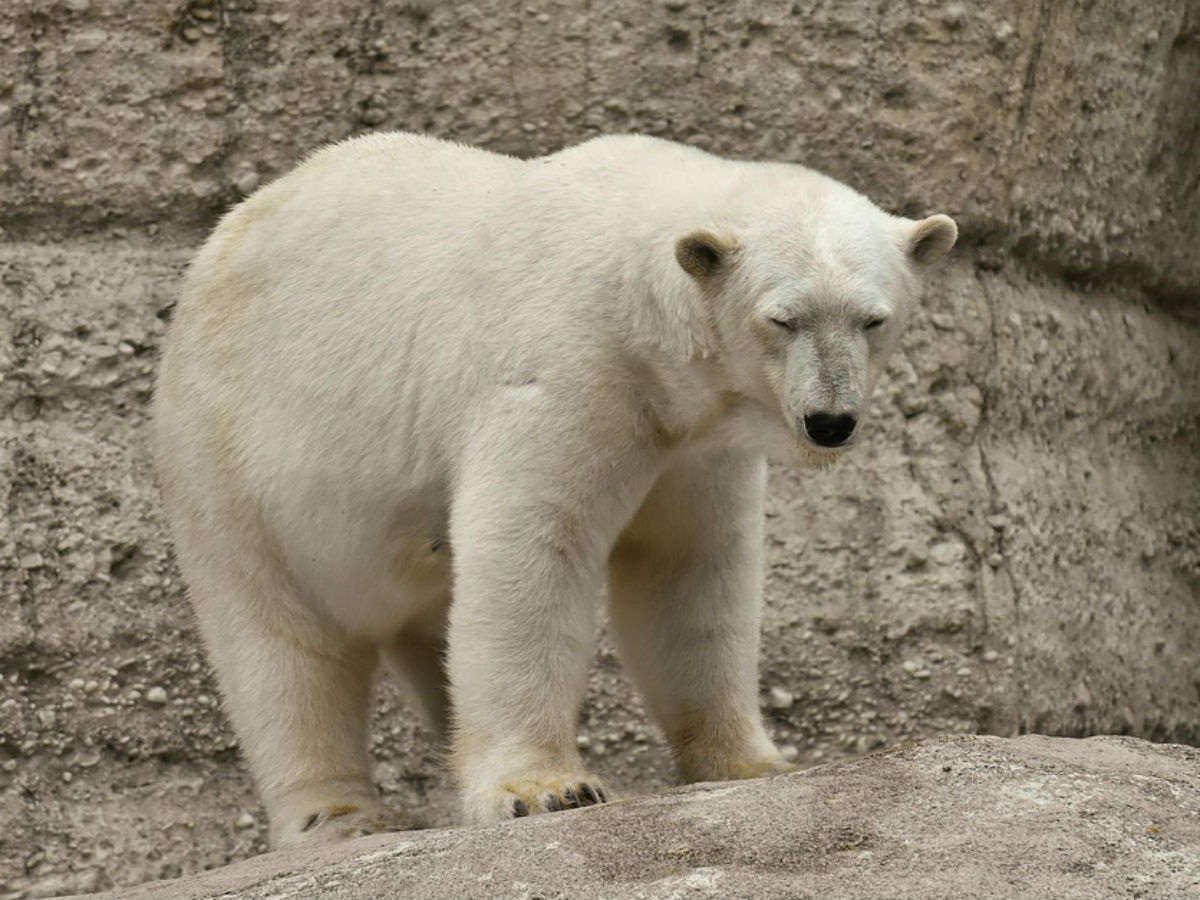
80, 735, 1200, 900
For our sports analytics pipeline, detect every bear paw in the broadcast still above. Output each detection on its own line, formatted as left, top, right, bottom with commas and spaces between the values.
276, 802, 420, 848
468, 772, 610, 824
678, 754, 800, 785
726, 757, 800, 779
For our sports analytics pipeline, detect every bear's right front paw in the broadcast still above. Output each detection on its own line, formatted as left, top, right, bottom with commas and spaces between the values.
465, 772, 610, 824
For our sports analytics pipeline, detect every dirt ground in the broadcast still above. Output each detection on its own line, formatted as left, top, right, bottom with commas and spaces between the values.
1, 1, 1198, 897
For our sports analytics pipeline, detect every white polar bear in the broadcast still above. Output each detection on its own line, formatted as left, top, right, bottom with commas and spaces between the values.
153, 132, 956, 846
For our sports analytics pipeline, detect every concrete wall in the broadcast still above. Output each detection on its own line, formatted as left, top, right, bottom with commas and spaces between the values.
1, 0, 1197, 896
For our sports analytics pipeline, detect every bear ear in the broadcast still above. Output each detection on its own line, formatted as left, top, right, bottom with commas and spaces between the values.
676, 230, 740, 280
906, 214, 958, 265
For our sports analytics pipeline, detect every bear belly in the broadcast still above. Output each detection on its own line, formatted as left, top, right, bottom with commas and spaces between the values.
272, 488, 453, 641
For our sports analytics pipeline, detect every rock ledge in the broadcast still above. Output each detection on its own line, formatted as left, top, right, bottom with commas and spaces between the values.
79, 734, 1200, 900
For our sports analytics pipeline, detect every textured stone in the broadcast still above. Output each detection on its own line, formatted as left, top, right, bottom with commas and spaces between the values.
80, 736, 1200, 900
1, 0, 1197, 303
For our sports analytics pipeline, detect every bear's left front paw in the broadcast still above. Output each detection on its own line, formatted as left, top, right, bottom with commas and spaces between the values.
727, 758, 799, 779
679, 754, 800, 784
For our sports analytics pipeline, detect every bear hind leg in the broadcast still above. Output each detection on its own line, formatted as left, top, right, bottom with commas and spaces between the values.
182, 551, 417, 848
381, 600, 453, 744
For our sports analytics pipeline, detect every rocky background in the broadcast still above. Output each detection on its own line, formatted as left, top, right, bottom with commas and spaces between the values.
1, 0, 1198, 897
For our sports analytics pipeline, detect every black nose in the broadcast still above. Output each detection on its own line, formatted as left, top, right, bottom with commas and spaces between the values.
803, 413, 856, 447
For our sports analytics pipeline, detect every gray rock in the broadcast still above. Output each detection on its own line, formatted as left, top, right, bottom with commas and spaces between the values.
78, 736, 1200, 900
767, 686, 795, 711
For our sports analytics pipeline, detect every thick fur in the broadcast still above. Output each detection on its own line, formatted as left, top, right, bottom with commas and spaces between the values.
153, 132, 956, 845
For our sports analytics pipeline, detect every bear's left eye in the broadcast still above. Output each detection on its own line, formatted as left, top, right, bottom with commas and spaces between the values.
769, 317, 796, 332
864, 318, 887, 331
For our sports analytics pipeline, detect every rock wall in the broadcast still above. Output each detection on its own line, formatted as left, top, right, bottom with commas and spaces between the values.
1, 0, 1198, 897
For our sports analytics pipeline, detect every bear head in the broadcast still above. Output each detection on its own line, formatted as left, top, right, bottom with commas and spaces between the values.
675, 173, 957, 466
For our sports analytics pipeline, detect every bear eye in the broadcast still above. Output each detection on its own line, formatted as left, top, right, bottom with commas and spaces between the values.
864, 317, 887, 331
769, 317, 796, 332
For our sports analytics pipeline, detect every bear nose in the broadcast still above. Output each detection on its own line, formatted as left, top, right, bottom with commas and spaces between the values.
803, 413, 857, 447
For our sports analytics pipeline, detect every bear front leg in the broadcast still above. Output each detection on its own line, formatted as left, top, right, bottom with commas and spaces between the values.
447, 413, 659, 824
608, 447, 793, 784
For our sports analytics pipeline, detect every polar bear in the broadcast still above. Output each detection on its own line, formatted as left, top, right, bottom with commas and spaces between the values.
153, 132, 956, 846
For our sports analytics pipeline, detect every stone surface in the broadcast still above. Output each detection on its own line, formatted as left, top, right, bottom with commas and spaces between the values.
1, 0, 1198, 898
2, 0, 1197, 304
77, 735, 1200, 900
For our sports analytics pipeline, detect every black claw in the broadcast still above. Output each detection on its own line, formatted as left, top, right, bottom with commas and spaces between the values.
579, 784, 599, 805
595, 786, 608, 803
512, 799, 529, 817
544, 794, 563, 812
562, 787, 581, 809
301, 813, 321, 832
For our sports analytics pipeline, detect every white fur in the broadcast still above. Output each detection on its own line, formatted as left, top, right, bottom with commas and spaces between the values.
153, 132, 955, 844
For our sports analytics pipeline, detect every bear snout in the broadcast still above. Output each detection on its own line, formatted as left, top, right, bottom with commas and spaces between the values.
802, 413, 857, 448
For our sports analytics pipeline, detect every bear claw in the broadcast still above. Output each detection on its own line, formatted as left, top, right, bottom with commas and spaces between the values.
492, 776, 610, 822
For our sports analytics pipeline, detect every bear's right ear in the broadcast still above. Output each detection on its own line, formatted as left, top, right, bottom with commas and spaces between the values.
676, 230, 739, 280
905, 214, 958, 265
